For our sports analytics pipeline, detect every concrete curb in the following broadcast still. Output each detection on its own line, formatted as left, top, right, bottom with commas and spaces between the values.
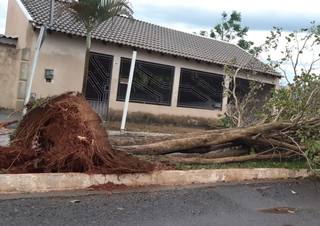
0, 168, 311, 194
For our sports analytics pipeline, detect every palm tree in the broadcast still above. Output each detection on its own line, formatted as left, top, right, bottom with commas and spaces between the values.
67, 0, 133, 94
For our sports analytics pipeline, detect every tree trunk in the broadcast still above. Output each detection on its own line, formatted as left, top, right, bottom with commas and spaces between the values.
168, 149, 248, 159
180, 143, 235, 154
118, 121, 292, 155
163, 151, 293, 164
239, 137, 307, 153
81, 32, 91, 95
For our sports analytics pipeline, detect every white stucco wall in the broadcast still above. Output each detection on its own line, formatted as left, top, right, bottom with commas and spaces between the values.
5, 0, 34, 50
0, 44, 20, 109
30, 32, 85, 97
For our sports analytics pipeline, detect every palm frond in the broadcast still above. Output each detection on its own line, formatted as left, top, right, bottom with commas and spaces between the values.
66, 0, 133, 32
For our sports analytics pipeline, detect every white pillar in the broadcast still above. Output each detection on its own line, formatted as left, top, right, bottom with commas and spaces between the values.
120, 51, 137, 131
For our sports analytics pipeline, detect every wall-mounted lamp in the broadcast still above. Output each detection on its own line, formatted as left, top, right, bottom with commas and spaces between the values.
30, 93, 37, 101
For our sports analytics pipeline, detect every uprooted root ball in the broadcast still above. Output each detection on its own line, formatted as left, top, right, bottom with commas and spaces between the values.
0, 92, 155, 174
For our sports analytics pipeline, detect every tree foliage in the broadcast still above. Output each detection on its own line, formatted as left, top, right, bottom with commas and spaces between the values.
66, 0, 133, 94
210, 11, 248, 41
198, 11, 254, 53
263, 22, 320, 122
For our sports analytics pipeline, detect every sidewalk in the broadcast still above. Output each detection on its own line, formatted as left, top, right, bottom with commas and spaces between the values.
0, 110, 22, 123
0, 110, 22, 146
0, 169, 311, 194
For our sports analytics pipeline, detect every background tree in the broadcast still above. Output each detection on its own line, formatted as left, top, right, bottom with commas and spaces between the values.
198, 11, 255, 53
67, 0, 133, 95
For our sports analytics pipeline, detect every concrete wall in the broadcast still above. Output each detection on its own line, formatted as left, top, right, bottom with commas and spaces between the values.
0, 44, 20, 109
3, 0, 36, 109
29, 31, 85, 97
5, 0, 35, 50
4, 0, 84, 109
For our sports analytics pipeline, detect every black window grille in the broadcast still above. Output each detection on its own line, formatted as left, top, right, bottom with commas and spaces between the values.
177, 69, 224, 110
228, 78, 251, 102
228, 78, 274, 108
117, 58, 174, 106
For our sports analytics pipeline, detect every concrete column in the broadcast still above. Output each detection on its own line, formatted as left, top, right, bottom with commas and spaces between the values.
16, 48, 30, 109
108, 55, 121, 105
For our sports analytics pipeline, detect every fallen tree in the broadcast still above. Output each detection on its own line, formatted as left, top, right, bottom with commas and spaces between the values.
113, 24, 320, 173
116, 121, 294, 155
0, 92, 155, 174
114, 117, 318, 160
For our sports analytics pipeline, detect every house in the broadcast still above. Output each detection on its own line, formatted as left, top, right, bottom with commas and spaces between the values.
1, 0, 280, 120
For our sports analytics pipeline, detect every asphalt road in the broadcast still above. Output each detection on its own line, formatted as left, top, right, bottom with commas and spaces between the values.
0, 179, 319, 226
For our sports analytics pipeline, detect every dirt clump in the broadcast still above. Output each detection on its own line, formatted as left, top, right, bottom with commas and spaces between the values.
87, 182, 133, 191
0, 92, 155, 174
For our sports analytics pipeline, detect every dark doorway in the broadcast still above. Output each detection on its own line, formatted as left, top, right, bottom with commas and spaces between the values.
85, 52, 113, 120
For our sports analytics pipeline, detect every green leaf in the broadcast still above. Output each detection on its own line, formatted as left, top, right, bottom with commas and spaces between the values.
70, 200, 81, 203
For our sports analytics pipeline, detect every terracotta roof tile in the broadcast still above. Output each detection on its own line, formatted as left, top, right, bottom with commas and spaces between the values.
0, 34, 18, 45
0, 34, 18, 39
20, 0, 279, 76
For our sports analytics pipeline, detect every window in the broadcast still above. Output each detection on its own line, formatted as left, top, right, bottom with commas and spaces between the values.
178, 69, 223, 110
117, 58, 174, 106
228, 78, 275, 109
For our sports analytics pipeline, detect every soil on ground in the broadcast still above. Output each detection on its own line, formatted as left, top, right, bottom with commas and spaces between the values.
106, 122, 206, 134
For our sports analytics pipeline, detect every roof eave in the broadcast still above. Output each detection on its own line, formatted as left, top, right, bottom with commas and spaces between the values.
16, 0, 33, 22
30, 22, 281, 78
0, 36, 18, 46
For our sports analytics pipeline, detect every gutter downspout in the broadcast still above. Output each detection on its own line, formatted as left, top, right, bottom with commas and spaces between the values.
22, 26, 46, 115
22, 0, 54, 115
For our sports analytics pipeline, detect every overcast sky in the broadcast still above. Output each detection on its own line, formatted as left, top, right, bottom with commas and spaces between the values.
129, 0, 320, 33
1, 0, 320, 35
1, 0, 319, 82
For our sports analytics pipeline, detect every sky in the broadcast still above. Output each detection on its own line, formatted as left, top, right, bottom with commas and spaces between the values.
1, 0, 320, 82
129, 0, 320, 34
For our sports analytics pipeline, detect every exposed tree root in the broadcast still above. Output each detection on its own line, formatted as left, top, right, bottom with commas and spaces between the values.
0, 120, 19, 129
0, 92, 155, 174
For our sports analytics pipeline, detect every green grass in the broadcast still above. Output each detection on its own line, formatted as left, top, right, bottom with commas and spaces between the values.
174, 160, 314, 171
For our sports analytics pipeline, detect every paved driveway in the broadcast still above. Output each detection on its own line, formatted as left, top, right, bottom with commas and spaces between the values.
0, 110, 22, 123
0, 110, 22, 146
